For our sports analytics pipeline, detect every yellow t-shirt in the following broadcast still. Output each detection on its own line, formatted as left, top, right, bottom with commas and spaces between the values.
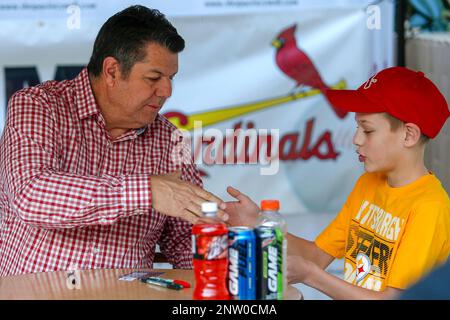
316, 172, 450, 291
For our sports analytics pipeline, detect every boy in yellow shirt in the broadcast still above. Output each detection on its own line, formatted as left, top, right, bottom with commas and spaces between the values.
222, 67, 450, 299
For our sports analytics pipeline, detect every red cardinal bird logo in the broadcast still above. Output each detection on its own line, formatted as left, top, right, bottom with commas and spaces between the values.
272, 24, 347, 119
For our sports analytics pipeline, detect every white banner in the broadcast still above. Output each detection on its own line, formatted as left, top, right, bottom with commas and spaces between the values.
0, 0, 394, 214
0, 0, 377, 19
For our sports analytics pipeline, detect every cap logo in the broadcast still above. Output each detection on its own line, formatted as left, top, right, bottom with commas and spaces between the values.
363, 75, 378, 89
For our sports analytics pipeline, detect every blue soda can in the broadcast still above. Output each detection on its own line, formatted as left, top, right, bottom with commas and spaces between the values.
227, 227, 256, 300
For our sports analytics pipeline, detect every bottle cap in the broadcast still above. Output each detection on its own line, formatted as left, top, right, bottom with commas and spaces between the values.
201, 202, 218, 214
261, 200, 280, 211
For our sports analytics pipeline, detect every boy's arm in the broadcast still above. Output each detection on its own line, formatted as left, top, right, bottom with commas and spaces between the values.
287, 233, 334, 270
223, 186, 334, 270
290, 255, 403, 299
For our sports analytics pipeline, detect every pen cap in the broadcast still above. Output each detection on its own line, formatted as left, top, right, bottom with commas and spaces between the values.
141, 278, 183, 290
174, 280, 191, 288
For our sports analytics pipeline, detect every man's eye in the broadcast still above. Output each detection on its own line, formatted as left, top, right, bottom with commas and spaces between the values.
364, 130, 374, 134
147, 77, 160, 81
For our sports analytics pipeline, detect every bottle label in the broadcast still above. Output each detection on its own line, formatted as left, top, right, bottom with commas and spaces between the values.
193, 234, 228, 260
275, 228, 284, 300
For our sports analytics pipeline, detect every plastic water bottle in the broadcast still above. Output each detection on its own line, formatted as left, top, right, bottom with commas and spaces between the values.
192, 202, 229, 300
256, 199, 287, 299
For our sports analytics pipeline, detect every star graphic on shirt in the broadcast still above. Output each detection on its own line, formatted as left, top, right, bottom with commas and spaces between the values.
355, 253, 371, 283
357, 264, 365, 274
356, 258, 365, 274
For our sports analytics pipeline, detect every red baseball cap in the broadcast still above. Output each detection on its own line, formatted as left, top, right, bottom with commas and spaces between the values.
326, 67, 449, 138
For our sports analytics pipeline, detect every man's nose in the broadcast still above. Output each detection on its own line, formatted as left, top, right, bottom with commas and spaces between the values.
156, 77, 172, 98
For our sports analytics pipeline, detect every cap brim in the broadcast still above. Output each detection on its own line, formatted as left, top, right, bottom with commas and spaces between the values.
326, 89, 386, 114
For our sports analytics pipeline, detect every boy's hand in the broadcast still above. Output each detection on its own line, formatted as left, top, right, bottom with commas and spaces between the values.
221, 186, 259, 227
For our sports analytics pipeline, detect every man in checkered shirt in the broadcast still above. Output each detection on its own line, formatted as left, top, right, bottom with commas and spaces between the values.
0, 5, 228, 276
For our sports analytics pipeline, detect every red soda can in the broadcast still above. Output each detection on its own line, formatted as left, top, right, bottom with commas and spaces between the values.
192, 202, 229, 300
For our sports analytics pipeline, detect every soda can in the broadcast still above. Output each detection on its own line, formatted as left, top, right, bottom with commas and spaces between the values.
255, 226, 284, 300
227, 227, 256, 300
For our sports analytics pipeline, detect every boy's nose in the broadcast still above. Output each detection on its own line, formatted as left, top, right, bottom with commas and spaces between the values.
353, 130, 363, 146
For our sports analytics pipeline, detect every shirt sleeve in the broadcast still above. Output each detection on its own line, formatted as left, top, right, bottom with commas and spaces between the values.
387, 201, 450, 289
1, 90, 152, 229
315, 175, 365, 259
315, 204, 351, 259
157, 162, 203, 269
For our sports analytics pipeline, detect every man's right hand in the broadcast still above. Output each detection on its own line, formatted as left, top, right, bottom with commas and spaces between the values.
151, 172, 228, 224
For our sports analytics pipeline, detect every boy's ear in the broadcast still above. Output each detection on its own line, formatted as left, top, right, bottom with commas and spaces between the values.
403, 123, 421, 147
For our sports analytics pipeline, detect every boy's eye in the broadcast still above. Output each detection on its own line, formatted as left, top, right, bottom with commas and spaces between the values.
364, 130, 374, 134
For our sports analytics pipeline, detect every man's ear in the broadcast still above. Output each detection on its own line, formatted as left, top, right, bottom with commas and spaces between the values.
403, 123, 421, 147
102, 57, 121, 87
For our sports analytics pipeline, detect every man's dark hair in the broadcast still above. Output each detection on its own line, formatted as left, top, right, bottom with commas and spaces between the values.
87, 5, 185, 78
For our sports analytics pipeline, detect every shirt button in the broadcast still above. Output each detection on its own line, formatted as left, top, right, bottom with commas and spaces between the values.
92, 247, 100, 255
100, 218, 107, 224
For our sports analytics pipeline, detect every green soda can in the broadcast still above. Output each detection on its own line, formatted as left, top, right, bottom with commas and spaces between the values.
255, 226, 284, 300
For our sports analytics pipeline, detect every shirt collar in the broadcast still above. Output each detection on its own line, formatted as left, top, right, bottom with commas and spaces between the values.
135, 126, 147, 136
74, 68, 101, 120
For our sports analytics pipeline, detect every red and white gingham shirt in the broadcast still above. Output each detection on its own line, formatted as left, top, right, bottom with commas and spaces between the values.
0, 68, 201, 276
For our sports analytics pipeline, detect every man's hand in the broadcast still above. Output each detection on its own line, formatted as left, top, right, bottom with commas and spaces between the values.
221, 186, 259, 227
151, 172, 228, 224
